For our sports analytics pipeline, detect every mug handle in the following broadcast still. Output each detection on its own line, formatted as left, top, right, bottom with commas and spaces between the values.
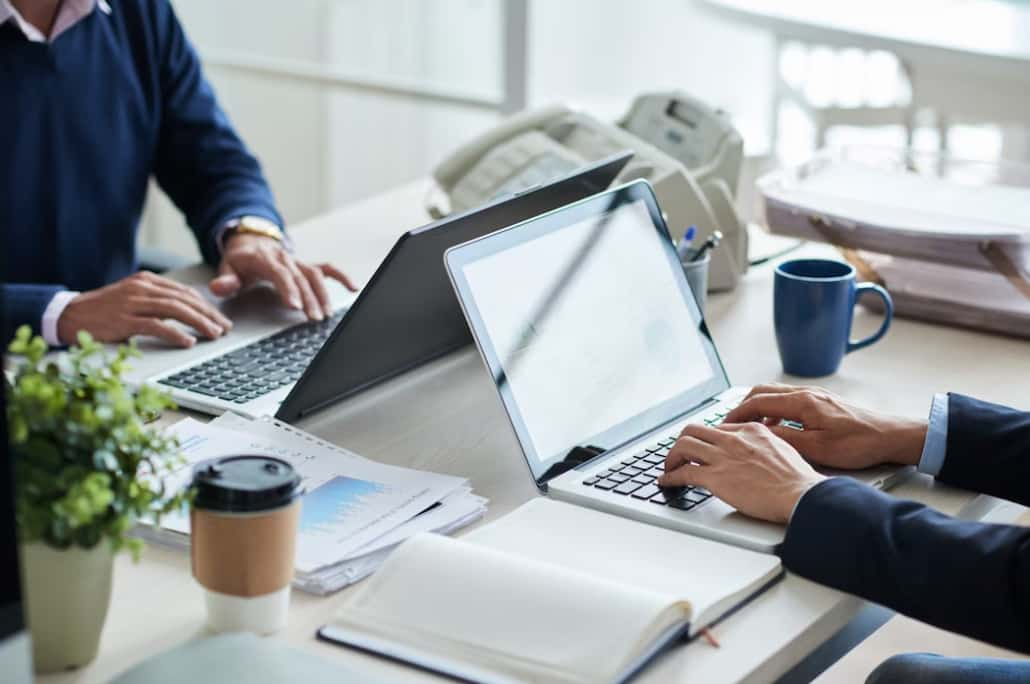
847, 283, 894, 353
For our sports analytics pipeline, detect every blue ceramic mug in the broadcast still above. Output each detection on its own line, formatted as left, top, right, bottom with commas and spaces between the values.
774, 259, 893, 377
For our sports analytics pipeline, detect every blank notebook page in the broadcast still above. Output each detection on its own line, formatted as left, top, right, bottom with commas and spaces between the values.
335, 532, 688, 684
466, 497, 781, 630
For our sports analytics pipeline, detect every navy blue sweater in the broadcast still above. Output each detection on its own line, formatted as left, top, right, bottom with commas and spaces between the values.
1, 0, 282, 343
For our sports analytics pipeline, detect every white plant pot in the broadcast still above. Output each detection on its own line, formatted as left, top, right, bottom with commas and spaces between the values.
19, 541, 114, 673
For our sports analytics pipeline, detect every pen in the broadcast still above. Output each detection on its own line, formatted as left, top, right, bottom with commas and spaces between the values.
676, 225, 697, 260
688, 230, 723, 262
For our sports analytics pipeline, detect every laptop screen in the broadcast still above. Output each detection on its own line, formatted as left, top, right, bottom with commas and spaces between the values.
447, 182, 729, 485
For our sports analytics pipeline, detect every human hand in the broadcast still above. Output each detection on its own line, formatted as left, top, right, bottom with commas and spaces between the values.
658, 422, 826, 524
723, 384, 927, 470
58, 272, 234, 348
209, 233, 356, 322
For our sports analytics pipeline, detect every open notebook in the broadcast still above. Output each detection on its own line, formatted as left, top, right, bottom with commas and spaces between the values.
319, 498, 782, 684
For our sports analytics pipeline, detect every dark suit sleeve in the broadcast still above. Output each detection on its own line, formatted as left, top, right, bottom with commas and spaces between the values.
780, 478, 1030, 653
935, 394, 1030, 506
150, 1, 283, 266
1, 284, 65, 344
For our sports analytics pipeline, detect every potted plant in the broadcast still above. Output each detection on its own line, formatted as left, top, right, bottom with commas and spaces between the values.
5, 326, 190, 673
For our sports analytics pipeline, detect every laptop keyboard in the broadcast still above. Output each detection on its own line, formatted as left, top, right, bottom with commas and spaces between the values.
158, 309, 346, 404
581, 405, 735, 512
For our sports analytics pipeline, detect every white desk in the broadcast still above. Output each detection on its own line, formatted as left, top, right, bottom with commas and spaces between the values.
43, 179, 1030, 684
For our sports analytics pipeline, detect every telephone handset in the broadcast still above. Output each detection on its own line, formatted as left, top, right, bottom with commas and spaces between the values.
430, 93, 748, 291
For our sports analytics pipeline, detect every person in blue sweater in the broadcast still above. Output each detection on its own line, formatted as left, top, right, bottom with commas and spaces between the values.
1, 0, 354, 348
659, 384, 1030, 683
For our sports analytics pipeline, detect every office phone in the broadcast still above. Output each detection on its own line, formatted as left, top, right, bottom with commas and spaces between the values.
430, 92, 747, 291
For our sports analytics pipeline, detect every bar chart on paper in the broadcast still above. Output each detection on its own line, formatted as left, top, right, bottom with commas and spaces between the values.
301, 476, 389, 536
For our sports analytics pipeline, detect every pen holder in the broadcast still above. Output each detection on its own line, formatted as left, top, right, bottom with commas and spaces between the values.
680, 253, 711, 316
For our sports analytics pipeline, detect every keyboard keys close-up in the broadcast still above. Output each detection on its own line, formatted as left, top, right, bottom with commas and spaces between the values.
577, 407, 740, 512
158, 310, 345, 403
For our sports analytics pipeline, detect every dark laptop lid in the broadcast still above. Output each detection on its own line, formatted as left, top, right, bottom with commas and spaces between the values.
275, 152, 633, 423
445, 181, 730, 487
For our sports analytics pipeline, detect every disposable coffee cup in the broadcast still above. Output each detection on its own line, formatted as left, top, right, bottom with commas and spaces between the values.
190, 456, 303, 635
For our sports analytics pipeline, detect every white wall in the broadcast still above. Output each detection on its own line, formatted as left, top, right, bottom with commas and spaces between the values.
142, 0, 773, 259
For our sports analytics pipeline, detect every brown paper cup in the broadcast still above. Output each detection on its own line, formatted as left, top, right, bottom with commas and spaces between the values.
191, 500, 301, 634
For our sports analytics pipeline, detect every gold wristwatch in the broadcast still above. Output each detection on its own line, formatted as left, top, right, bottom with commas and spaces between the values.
228, 215, 283, 242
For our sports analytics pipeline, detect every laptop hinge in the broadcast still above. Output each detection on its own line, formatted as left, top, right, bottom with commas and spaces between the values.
536, 445, 605, 490
538, 396, 724, 489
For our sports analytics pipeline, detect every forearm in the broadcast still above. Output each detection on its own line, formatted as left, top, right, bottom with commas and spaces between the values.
151, 1, 281, 267
781, 478, 1030, 653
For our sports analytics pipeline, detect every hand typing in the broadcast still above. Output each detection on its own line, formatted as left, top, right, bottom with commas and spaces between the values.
58, 271, 233, 348
658, 422, 825, 524
722, 384, 928, 470
208, 233, 355, 322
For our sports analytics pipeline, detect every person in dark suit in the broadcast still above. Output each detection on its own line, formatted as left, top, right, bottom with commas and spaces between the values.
659, 384, 1030, 683
1, 0, 354, 348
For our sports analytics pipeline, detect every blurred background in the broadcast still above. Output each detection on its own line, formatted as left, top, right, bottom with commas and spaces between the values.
142, 0, 1030, 259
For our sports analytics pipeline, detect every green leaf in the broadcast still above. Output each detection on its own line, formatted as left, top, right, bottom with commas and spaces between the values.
7, 328, 178, 556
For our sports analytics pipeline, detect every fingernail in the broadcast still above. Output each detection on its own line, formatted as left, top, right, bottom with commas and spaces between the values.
290, 297, 302, 309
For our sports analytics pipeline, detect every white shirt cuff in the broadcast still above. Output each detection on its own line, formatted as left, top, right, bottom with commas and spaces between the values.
41, 291, 80, 346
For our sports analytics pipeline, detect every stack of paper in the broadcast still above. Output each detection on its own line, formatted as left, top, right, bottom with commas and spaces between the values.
138, 414, 487, 594
759, 148, 1030, 338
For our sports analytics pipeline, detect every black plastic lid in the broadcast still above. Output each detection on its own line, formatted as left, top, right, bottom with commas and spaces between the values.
191, 456, 304, 513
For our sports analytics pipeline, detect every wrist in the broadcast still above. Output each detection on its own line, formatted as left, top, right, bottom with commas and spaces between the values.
883, 418, 929, 466
222, 215, 284, 252
56, 292, 87, 345
781, 474, 826, 524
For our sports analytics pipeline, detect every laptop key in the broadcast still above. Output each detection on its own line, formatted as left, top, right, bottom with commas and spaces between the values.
608, 473, 630, 484
669, 498, 696, 511
594, 480, 618, 491
614, 481, 643, 495
685, 490, 708, 504
622, 466, 643, 477
642, 454, 664, 465
631, 484, 660, 500
582, 477, 600, 486
631, 474, 653, 485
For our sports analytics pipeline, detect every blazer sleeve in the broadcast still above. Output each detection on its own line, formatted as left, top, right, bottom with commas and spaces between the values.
150, 1, 283, 267
935, 394, 1030, 506
1, 284, 65, 345
781, 477, 1030, 653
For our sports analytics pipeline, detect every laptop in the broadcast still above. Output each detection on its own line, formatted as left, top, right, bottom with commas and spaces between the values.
136, 152, 632, 422
444, 180, 909, 553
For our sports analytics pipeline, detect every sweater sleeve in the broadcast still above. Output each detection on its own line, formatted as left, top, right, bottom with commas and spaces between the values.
2, 284, 66, 345
781, 477, 1030, 653
150, 0, 284, 266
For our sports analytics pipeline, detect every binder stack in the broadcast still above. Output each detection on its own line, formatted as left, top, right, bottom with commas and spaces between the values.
758, 147, 1030, 338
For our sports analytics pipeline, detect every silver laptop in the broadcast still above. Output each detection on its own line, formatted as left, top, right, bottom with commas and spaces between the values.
444, 180, 909, 553
125, 154, 632, 420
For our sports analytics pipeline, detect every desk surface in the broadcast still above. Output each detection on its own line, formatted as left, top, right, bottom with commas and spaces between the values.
43, 180, 1030, 684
